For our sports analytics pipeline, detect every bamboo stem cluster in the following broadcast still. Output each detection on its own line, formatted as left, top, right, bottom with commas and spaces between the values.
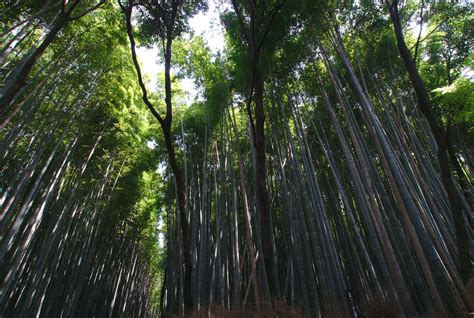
0, 1, 472, 317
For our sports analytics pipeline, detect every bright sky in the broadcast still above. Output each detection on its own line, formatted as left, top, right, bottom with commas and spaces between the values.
135, 1, 226, 101
189, 1, 226, 54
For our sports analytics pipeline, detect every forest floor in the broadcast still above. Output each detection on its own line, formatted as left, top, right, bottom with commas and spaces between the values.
165, 302, 301, 317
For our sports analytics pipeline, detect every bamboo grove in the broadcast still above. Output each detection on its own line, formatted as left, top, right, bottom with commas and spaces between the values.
0, 0, 473, 317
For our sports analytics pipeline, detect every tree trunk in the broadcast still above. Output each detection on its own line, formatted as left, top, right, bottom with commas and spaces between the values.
252, 60, 277, 299
162, 120, 192, 309
387, 2, 472, 283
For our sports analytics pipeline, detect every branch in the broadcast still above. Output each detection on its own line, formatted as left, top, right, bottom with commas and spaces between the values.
160, 0, 180, 123
69, 0, 106, 21
121, 1, 164, 124
413, 0, 424, 62
257, 0, 285, 53
409, 20, 444, 52
230, 0, 251, 45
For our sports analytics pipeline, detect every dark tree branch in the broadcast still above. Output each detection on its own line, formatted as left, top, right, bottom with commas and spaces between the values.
257, 0, 285, 53
409, 20, 444, 52
120, 1, 164, 124
69, 0, 106, 21
230, 0, 251, 45
413, 0, 424, 62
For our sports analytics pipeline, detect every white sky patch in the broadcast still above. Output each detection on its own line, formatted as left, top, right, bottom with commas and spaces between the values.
188, 0, 226, 54
180, 77, 199, 102
157, 215, 165, 248
146, 139, 157, 149
461, 68, 474, 81
408, 16, 427, 43
156, 162, 166, 175
136, 45, 163, 92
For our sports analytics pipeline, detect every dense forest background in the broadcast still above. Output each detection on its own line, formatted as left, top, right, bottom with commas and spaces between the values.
0, 0, 473, 317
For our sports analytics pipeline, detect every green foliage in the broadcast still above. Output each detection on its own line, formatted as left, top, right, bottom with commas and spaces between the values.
418, 3, 473, 88
133, 0, 208, 47
174, 36, 228, 133
433, 78, 474, 129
